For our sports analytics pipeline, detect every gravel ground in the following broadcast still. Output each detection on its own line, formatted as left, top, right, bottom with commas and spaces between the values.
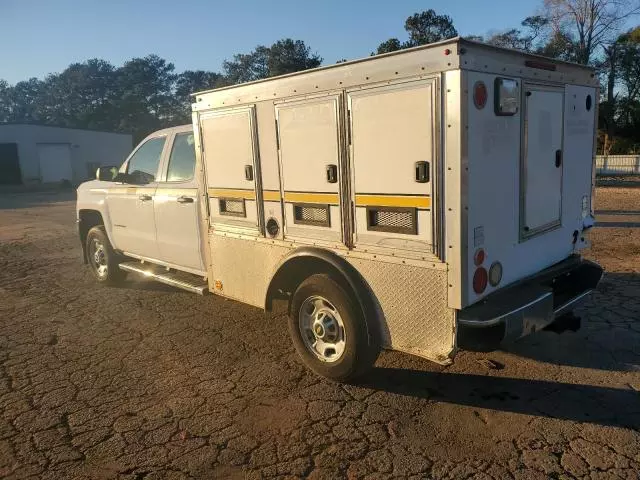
0, 189, 638, 479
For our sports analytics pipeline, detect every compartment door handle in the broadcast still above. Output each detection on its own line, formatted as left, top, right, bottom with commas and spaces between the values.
415, 161, 430, 183
245, 165, 254, 181
326, 164, 338, 183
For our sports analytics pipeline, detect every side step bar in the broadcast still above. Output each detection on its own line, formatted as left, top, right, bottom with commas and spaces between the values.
119, 262, 208, 295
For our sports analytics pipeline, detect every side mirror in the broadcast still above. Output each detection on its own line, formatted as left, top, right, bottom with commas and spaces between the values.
96, 166, 120, 182
113, 172, 130, 183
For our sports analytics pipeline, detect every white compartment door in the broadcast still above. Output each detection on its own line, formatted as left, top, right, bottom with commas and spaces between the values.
348, 80, 436, 254
37, 144, 73, 183
200, 106, 262, 234
521, 85, 564, 237
276, 95, 344, 243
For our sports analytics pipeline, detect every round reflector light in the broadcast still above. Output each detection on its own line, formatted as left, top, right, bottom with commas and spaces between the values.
473, 267, 488, 294
489, 261, 503, 287
473, 81, 488, 109
474, 248, 485, 266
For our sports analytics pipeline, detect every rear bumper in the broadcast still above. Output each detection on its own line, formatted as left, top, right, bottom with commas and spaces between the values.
457, 257, 603, 351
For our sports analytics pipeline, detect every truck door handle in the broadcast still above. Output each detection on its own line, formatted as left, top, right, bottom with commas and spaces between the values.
555, 149, 562, 168
177, 196, 194, 204
138, 194, 152, 201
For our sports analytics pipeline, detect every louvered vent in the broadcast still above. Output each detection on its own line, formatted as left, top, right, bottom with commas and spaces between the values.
219, 198, 246, 217
367, 207, 417, 235
293, 204, 330, 227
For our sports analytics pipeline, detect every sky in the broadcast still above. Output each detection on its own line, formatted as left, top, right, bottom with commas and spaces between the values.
0, 0, 540, 85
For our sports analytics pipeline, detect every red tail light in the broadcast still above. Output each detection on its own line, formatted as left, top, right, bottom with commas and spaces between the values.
473, 81, 487, 109
473, 267, 488, 294
474, 248, 485, 266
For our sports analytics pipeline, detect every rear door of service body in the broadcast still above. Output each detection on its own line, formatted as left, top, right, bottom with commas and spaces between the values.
464, 73, 597, 306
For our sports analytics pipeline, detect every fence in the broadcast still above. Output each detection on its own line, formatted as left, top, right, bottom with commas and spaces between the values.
595, 155, 640, 175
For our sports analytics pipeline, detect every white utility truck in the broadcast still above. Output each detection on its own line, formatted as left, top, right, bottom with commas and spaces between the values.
77, 38, 603, 381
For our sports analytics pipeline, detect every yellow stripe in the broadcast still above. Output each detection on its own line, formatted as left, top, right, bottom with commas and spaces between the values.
284, 192, 339, 204
208, 188, 255, 200
355, 194, 431, 209
263, 190, 282, 201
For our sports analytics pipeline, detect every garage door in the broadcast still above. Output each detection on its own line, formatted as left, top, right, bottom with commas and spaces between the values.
38, 144, 73, 183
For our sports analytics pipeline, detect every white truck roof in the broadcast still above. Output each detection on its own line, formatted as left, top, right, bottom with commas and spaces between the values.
193, 37, 596, 111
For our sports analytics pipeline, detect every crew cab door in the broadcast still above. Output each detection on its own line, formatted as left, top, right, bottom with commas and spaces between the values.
108, 135, 166, 259
153, 130, 205, 274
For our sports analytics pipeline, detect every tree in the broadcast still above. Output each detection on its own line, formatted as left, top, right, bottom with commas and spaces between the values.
173, 70, 226, 122
537, 29, 578, 60
37, 59, 117, 130
522, 15, 551, 47
0, 80, 10, 122
486, 29, 528, 49
404, 10, 458, 46
112, 55, 178, 140
224, 39, 321, 84
266, 39, 322, 77
483, 16, 550, 52
375, 9, 457, 55
223, 47, 270, 84
3, 78, 44, 123
543, 0, 640, 65
375, 38, 402, 54
615, 27, 640, 128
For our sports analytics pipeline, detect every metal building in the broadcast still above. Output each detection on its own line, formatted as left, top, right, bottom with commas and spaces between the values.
0, 124, 132, 185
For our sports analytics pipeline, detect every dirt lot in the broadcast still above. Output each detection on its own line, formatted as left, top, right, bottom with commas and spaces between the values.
0, 189, 639, 479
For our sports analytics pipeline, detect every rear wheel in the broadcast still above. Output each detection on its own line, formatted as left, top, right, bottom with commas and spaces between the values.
289, 274, 379, 382
86, 226, 126, 285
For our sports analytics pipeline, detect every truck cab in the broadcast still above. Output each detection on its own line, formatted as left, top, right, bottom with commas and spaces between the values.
77, 125, 207, 287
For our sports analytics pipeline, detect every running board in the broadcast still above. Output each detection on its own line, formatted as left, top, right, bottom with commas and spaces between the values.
119, 262, 208, 295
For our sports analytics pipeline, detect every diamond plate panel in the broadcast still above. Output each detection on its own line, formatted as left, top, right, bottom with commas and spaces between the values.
347, 257, 455, 364
209, 233, 455, 364
209, 233, 290, 308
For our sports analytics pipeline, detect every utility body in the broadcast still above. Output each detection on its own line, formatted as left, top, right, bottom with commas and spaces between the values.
77, 38, 602, 381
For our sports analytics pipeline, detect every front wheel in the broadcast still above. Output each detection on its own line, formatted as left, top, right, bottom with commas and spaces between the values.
85, 226, 126, 285
289, 274, 379, 382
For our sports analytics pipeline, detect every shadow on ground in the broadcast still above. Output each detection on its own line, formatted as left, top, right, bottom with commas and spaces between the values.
501, 273, 640, 372
362, 367, 639, 428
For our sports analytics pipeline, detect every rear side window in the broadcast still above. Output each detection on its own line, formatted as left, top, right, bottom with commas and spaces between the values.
126, 136, 166, 184
166, 133, 196, 182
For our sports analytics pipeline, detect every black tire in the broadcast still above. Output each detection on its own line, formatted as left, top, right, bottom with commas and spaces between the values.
85, 226, 126, 285
289, 274, 379, 382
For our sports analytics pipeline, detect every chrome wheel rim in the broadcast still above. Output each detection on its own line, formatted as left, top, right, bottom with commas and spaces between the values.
90, 238, 108, 278
298, 295, 346, 363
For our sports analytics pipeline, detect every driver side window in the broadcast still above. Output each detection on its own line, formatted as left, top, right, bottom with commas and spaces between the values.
126, 136, 166, 184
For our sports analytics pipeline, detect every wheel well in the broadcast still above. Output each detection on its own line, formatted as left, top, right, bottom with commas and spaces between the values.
266, 256, 350, 312
78, 210, 104, 263
265, 251, 381, 348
